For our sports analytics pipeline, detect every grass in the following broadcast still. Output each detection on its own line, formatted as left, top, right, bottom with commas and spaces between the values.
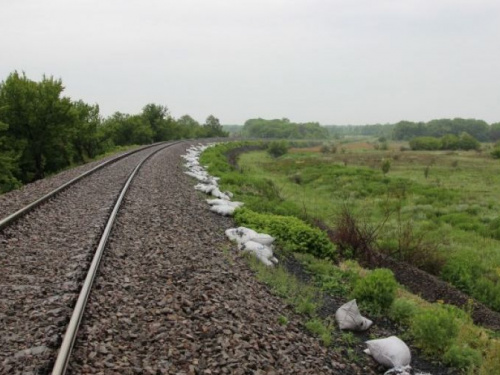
235, 144, 500, 312
203, 140, 500, 373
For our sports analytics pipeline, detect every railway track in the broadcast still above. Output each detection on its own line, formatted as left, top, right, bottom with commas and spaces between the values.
2, 139, 384, 374
0, 141, 181, 374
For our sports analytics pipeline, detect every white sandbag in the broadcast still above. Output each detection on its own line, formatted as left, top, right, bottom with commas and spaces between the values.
225, 227, 259, 245
335, 299, 373, 331
206, 199, 243, 208
225, 227, 275, 247
211, 187, 230, 200
250, 233, 275, 246
364, 336, 411, 372
194, 183, 216, 194
210, 204, 237, 216
240, 240, 278, 266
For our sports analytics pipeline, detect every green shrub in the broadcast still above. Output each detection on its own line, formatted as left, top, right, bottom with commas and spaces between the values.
491, 147, 500, 159
267, 140, 289, 158
410, 306, 460, 355
234, 208, 337, 260
389, 298, 418, 325
443, 344, 481, 370
351, 268, 398, 314
409, 136, 442, 150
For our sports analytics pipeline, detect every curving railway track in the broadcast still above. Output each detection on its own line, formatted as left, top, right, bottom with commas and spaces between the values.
0, 142, 180, 374
1, 140, 384, 375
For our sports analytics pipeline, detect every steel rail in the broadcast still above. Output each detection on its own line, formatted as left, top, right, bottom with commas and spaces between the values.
0, 142, 165, 231
51, 141, 182, 375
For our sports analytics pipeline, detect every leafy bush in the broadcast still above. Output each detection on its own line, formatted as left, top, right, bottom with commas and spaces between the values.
351, 268, 398, 314
409, 136, 442, 150
267, 140, 289, 158
410, 305, 460, 355
389, 298, 418, 325
234, 208, 336, 260
443, 344, 481, 370
491, 147, 500, 159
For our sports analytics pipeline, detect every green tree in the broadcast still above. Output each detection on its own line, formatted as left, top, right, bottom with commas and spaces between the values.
267, 140, 289, 158
176, 115, 201, 139
71, 100, 101, 162
0, 72, 77, 181
203, 115, 228, 137
0, 120, 21, 192
381, 159, 391, 175
141, 103, 178, 141
457, 132, 480, 151
490, 123, 500, 142
101, 112, 154, 146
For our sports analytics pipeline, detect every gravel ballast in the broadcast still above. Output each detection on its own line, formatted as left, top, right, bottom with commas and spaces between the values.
0, 144, 171, 374
68, 142, 374, 374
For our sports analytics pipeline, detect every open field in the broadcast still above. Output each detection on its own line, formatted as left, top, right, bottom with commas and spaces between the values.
236, 141, 500, 313
200, 140, 500, 373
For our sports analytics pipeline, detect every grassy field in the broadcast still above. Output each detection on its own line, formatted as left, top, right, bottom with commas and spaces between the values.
200, 140, 500, 373
236, 141, 500, 311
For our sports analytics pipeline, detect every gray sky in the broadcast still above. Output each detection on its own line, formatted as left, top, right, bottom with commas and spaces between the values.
1, 0, 499, 125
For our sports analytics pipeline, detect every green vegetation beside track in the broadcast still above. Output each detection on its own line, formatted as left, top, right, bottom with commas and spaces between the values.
201, 140, 500, 373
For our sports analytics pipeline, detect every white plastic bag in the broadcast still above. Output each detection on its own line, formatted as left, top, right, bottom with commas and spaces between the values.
364, 336, 411, 373
225, 227, 274, 247
335, 299, 373, 331
240, 240, 278, 266
206, 199, 243, 208
194, 183, 216, 194
209, 204, 237, 216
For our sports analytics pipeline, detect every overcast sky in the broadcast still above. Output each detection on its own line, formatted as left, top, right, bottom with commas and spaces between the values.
1, 0, 499, 125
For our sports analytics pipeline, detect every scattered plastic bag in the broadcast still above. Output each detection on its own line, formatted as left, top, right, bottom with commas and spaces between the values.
335, 299, 373, 331
206, 199, 243, 208
364, 336, 411, 374
194, 183, 216, 194
240, 240, 278, 266
225, 227, 274, 247
210, 204, 237, 216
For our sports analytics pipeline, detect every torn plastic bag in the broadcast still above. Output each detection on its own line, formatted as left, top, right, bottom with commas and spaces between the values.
210, 187, 230, 200
335, 299, 373, 331
209, 204, 238, 216
240, 240, 278, 266
206, 199, 243, 208
194, 183, 216, 194
225, 227, 275, 247
364, 336, 411, 374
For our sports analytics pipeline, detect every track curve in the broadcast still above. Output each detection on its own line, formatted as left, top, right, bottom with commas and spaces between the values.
0, 142, 179, 374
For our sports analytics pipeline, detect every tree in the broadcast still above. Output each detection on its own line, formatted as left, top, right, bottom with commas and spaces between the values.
381, 159, 391, 175
72, 100, 101, 162
490, 123, 500, 142
203, 115, 228, 137
0, 72, 77, 181
457, 132, 480, 151
267, 140, 289, 158
0, 120, 21, 192
176, 115, 201, 139
141, 104, 178, 141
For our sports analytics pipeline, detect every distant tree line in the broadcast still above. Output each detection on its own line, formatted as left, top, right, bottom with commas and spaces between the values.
0, 71, 227, 193
242, 118, 329, 139
393, 118, 500, 142
324, 124, 395, 138
409, 133, 481, 151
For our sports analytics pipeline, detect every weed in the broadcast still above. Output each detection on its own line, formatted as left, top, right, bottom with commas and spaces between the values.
305, 318, 332, 346
410, 305, 460, 355
351, 268, 398, 315
278, 315, 289, 325
389, 298, 418, 326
